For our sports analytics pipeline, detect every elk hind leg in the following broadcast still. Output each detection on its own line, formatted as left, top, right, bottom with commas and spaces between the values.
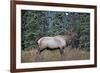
36, 47, 41, 62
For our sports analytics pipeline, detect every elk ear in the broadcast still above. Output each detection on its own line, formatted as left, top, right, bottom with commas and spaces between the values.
66, 30, 70, 35
64, 29, 68, 34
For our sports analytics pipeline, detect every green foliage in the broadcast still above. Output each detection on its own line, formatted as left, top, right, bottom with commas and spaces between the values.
21, 10, 90, 50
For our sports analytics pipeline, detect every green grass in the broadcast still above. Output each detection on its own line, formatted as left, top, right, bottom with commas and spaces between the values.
21, 46, 90, 63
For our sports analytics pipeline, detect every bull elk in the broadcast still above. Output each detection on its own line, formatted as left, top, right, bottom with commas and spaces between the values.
37, 31, 73, 60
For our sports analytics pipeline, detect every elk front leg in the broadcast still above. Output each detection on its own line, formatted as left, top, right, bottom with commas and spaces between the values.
60, 47, 64, 60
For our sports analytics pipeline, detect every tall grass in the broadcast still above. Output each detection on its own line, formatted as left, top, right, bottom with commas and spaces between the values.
21, 46, 90, 63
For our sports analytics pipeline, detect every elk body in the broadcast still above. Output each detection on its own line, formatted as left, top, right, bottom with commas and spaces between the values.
37, 35, 72, 60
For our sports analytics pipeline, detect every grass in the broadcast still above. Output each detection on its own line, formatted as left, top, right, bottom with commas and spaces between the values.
21, 46, 90, 63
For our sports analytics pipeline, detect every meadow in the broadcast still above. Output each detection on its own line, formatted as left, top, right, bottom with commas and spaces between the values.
21, 46, 90, 63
